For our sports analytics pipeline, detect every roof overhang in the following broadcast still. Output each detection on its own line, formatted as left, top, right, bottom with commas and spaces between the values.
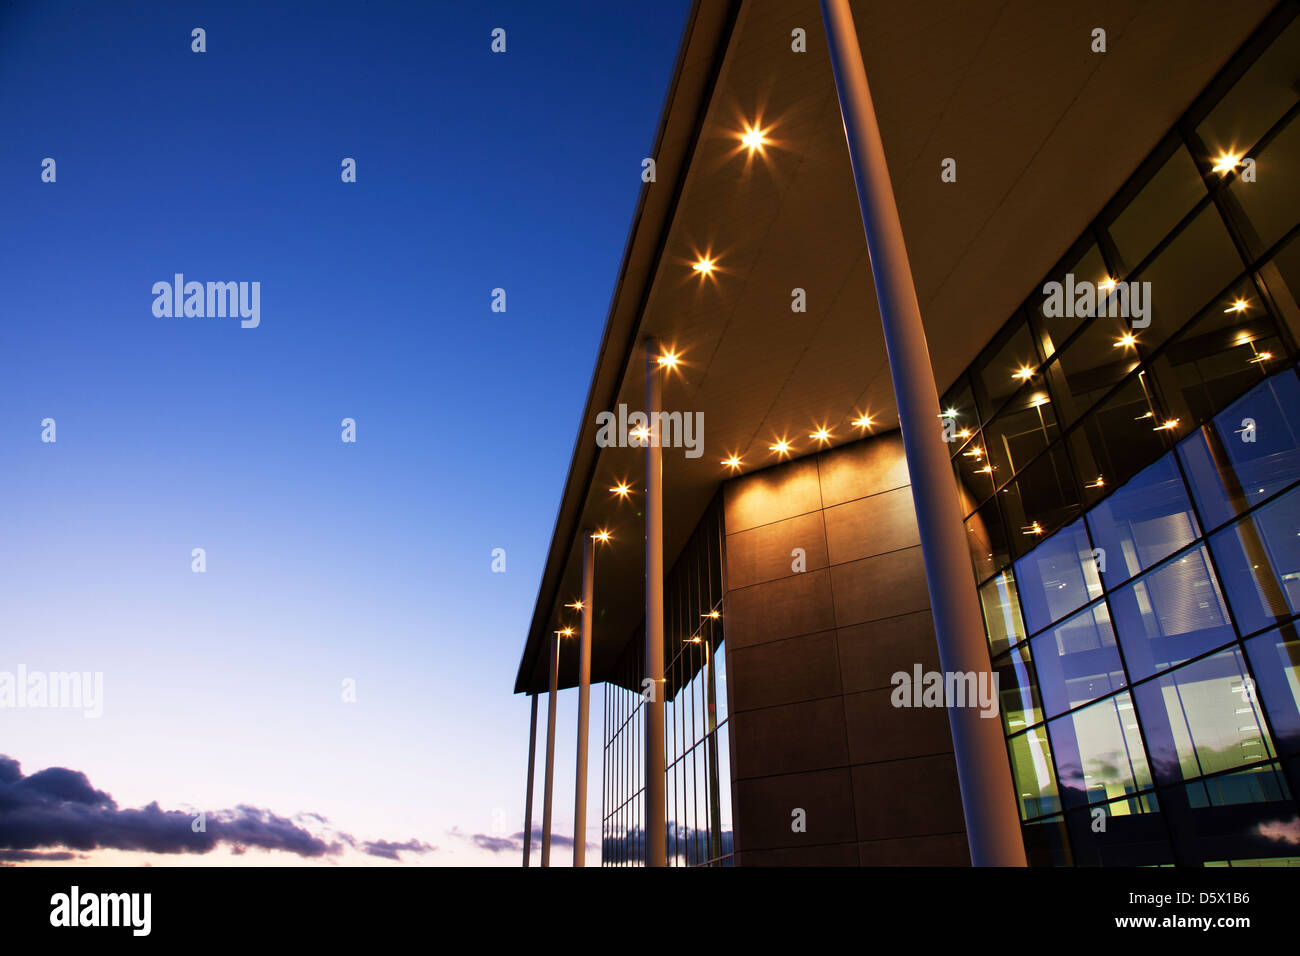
514, 0, 1279, 695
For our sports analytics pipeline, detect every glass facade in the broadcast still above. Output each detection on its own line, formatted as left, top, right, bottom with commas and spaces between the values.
945, 10, 1300, 866
601, 495, 733, 866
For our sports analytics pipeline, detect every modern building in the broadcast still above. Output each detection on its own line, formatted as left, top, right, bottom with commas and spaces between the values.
514, 0, 1300, 866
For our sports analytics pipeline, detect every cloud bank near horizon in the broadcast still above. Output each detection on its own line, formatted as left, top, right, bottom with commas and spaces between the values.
0, 755, 435, 864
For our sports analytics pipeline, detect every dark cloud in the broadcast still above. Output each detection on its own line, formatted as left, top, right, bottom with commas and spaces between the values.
0, 755, 436, 863
363, 838, 437, 860
0, 849, 77, 862
460, 825, 589, 855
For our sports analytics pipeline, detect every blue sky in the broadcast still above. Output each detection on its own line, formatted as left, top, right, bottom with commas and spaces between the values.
0, 0, 690, 865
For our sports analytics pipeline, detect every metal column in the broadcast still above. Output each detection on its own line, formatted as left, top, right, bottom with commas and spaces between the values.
820, 0, 1027, 866
541, 631, 559, 866
644, 339, 668, 867
522, 693, 538, 867
573, 533, 595, 866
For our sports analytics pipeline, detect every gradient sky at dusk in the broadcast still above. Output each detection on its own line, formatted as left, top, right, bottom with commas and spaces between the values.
0, 0, 691, 865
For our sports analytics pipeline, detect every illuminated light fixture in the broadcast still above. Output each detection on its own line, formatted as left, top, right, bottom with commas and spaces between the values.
976, 465, 994, 474
704, 610, 721, 619
1212, 151, 1243, 175
810, 427, 832, 444
566, 600, 584, 611
1098, 277, 1117, 293
609, 481, 632, 498
685, 635, 703, 644
1114, 333, 1137, 348
1022, 521, 1045, 536
852, 414, 874, 429
1135, 411, 1153, 420
657, 350, 680, 369
630, 426, 650, 442
962, 446, 984, 459
941, 408, 958, 419
721, 455, 742, 471
560, 627, 575, 638
1086, 476, 1105, 489
1013, 366, 1035, 382
692, 256, 716, 276
1225, 298, 1250, 314
956, 429, 971, 440
739, 124, 770, 154
1249, 351, 1273, 364
1153, 418, 1180, 431
592, 529, 612, 543
769, 438, 793, 457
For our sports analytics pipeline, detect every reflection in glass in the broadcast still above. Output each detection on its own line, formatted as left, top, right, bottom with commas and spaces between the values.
975, 311, 1040, 420
1085, 454, 1200, 586
1031, 601, 1127, 717
1008, 727, 1061, 819
1067, 374, 1173, 507
980, 570, 1026, 655
1209, 484, 1300, 637
1178, 369, 1300, 530
1047, 692, 1153, 809
965, 495, 1010, 584
993, 642, 1042, 734
1244, 626, 1300, 756
1110, 544, 1235, 680
1133, 647, 1277, 787
1030, 243, 1106, 361
1013, 519, 1102, 634
1001, 446, 1081, 557
984, 386, 1059, 486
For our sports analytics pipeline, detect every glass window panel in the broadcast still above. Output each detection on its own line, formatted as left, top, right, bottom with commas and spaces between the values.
940, 374, 983, 438
1110, 544, 1235, 680
1065, 791, 1171, 867
1066, 374, 1173, 507
1256, 228, 1300, 337
975, 312, 1040, 417
1085, 454, 1200, 586
1166, 765, 1296, 866
1008, 727, 1061, 819
1031, 601, 1127, 717
712, 640, 728, 727
1108, 143, 1208, 272
1159, 275, 1285, 425
1031, 243, 1106, 361
1041, 307, 1137, 427
993, 642, 1042, 733
1133, 647, 1278, 786
1013, 519, 1102, 634
1178, 369, 1300, 530
954, 430, 997, 513
1046, 691, 1153, 809
983, 386, 1060, 485
1190, 762, 1291, 808
1244, 625, 1300, 756
981, 570, 1027, 656
965, 495, 1010, 583
1228, 114, 1300, 261
1001, 446, 1082, 557
1129, 203, 1244, 353
1021, 815, 1073, 867
1209, 483, 1300, 637
1196, 15, 1300, 164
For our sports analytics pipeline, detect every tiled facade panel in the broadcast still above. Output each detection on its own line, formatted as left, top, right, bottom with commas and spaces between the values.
723, 432, 969, 865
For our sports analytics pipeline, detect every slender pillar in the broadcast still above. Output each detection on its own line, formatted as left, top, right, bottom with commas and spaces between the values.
541, 632, 559, 866
821, 0, 1026, 866
522, 693, 538, 867
644, 338, 668, 867
573, 533, 596, 865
